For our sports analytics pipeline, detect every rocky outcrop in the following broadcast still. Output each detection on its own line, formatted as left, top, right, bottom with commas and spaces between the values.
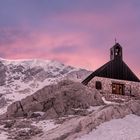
0, 119, 42, 140
0, 62, 6, 86
5, 80, 104, 118
31, 100, 140, 140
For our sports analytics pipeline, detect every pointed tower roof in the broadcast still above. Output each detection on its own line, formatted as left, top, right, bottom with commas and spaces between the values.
82, 43, 140, 85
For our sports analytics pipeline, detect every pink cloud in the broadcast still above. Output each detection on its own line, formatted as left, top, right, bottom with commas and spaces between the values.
0, 2, 139, 78
0, 29, 106, 69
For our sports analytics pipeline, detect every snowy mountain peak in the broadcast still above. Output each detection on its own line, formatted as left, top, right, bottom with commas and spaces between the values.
0, 58, 91, 115
0, 58, 69, 69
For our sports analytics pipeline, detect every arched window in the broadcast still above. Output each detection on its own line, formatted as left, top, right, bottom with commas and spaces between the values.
115, 46, 121, 56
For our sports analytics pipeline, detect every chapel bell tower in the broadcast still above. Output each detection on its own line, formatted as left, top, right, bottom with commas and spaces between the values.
110, 43, 123, 60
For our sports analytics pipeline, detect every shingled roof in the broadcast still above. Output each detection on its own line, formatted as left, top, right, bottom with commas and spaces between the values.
82, 43, 140, 85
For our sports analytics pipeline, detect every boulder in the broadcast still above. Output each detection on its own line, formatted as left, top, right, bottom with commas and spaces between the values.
6, 80, 104, 118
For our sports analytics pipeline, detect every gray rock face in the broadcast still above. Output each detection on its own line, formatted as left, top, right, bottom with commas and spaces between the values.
31, 100, 140, 140
1, 119, 42, 140
6, 80, 104, 118
0, 97, 7, 108
65, 69, 91, 82
0, 62, 6, 86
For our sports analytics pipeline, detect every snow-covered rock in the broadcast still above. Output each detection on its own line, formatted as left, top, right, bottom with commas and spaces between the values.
31, 100, 140, 140
77, 114, 140, 140
0, 58, 91, 115
5, 80, 103, 119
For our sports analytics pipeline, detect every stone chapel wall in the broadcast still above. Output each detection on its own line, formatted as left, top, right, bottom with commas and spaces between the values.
88, 76, 140, 96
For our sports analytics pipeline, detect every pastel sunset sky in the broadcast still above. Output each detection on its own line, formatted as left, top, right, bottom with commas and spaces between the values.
0, 0, 139, 77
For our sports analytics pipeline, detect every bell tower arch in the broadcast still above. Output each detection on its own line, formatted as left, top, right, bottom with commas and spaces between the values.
110, 43, 123, 60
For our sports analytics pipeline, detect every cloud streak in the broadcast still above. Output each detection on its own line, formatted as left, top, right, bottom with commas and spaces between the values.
0, 0, 139, 78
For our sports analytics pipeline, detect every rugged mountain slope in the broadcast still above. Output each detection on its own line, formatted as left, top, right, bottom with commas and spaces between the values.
5, 80, 103, 119
0, 58, 91, 115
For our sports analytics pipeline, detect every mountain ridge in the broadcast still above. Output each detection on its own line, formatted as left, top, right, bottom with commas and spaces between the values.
0, 58, 91, 115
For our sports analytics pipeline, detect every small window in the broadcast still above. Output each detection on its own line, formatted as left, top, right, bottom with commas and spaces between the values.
95, 81, 102, 90
115, 47, 121, 56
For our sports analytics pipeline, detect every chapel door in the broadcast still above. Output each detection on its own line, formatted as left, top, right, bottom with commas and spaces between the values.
112, 83, 124, 95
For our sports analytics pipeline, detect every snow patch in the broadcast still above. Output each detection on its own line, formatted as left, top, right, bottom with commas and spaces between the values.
102, 97, 118, 105
32, 120, 59, 132
77, 114, 140, 140
0, 125, 8, 140
34, 111, 45, 116
0, 131, 8, 140
87, 106, 103, 112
